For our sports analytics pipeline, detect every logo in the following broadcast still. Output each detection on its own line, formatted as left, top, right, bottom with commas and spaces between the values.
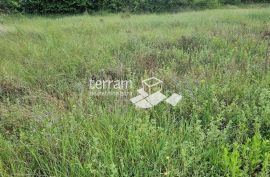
89, 79, 133, 96
130, 77, 182, 109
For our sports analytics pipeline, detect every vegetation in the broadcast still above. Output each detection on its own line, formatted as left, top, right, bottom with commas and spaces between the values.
0, 0, 270, 13
0, 5, 270, 177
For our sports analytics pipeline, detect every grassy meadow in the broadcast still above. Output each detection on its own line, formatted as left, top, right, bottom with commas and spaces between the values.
0, 6, 270, 176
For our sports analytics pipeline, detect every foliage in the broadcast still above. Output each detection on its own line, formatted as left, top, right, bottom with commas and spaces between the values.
0, 0, 20, 12
222, 125, 270, 176
0, 6, 270, 176
0, 0, 269, 13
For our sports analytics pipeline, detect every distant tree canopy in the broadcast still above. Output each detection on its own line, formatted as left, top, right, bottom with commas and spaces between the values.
0, 0, 269, 13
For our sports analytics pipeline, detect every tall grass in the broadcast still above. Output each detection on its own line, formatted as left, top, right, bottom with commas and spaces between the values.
0, 6, 270, 176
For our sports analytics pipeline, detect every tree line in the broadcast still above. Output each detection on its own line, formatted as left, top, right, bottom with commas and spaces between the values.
1, 0, 269, 14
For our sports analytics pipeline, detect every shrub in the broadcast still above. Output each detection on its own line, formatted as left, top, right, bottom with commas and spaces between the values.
21, 0, 92, 13
222, 125, 270, 176
1, 0, 270, 14
0, 0, 20, 12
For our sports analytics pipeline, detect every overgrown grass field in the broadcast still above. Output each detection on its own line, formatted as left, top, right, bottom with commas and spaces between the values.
0, 6, 270, 176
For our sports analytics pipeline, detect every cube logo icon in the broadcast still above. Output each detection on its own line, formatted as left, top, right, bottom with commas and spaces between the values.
142, 77, 163, 95
130, 77, 182, 109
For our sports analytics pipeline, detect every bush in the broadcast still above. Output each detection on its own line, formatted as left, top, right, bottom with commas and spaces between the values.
1, 0, 270, 14
21, 0, 92, 13
192, 0, 221, 8
0, 0, 20, 13
222, 126, 270, 176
